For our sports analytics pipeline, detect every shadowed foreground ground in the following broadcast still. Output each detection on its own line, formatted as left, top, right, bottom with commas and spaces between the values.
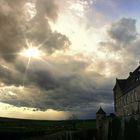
0, 117, 96, 140
21, 130, 96, 140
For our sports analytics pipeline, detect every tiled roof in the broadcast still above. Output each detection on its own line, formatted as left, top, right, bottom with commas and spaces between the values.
117, 79, 127, 91
114, 65, 140, 94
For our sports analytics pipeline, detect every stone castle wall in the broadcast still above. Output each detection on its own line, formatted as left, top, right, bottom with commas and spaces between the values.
97, 115, 140, 140
115, 85, 140, 117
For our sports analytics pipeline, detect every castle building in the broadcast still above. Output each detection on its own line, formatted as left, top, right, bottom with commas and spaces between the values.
96, 107, 107, 139
113, 65, 140, 117
96, 107, 106, 128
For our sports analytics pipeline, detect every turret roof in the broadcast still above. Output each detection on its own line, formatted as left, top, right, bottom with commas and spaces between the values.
96, 107, 106, 114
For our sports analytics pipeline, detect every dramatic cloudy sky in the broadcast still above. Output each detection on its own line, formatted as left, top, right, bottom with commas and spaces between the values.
0, 0, 140, 120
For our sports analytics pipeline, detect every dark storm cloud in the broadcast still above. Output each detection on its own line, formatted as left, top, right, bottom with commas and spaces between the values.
0, 0, 114, 116
99, 17, 140, 77
100, 18, 138, 50
100, 18, 138, 52
26, 0, 70, 53
0, 5, 24, 61
0, 53, 113, 112
0, 64, 22, 85
108, 18, 137, 43
27, 69, 59, 90
36, 0, 58, 21
0, 0, 70, 62
0, 1, 139, 119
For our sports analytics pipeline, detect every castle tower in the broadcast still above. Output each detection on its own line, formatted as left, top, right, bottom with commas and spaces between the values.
96, 107, 106, 140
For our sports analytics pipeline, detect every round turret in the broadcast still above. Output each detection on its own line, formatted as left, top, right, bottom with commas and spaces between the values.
96, 107, 106, 140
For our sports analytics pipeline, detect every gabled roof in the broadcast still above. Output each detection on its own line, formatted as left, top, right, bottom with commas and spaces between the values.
96, 107, 106, 114
132, 65, 140, 74
116, 79, 127, 91
113, 79, 126, 92
114, 65, 140, 94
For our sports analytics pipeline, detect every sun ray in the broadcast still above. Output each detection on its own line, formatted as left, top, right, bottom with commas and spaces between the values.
37, 35, 52, 49
20, 38, 47, 86
22, 57, 31, 87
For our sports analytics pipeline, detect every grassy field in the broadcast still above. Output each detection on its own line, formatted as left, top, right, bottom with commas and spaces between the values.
0, 117, 96, 139
75, 120, 96, 129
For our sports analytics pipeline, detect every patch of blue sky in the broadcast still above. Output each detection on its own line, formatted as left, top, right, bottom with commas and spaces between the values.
92, 0, 140, 22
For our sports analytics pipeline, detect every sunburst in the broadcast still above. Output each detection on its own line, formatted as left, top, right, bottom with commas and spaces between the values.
22, 47, 40, 58
20, 40, 43, 59
20, 40, 45, 86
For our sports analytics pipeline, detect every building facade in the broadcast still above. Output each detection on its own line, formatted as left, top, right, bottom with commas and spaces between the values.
96, 66, 140, 140
113, 65, 140, 117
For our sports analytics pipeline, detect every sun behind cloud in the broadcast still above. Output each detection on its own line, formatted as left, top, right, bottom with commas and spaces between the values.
20, 40, 44, 59
21, 47, 41, 58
